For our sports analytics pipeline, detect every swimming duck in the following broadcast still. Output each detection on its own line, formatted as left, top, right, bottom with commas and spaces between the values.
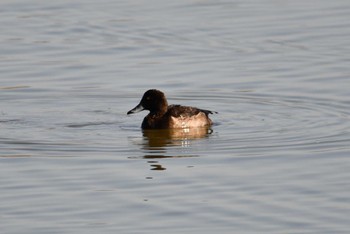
127, 89, 216, 129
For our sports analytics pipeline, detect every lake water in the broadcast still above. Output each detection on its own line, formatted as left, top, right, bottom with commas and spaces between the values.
1, 0, 350, 233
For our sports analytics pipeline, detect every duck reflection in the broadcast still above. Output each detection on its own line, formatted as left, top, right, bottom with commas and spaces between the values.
140, 127, 212, 171
142, 127, 212, 148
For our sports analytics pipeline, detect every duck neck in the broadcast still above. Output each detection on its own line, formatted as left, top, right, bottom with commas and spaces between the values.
160, 100, 168, 115
151, 102, 168, 117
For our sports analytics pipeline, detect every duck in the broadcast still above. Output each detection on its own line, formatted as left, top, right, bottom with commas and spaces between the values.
127, 89, 216, 129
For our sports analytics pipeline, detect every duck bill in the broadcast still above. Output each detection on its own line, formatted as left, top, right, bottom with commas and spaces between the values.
127, 103, 144, 115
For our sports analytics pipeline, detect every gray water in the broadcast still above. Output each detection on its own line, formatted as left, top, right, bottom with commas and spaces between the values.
1, 0, 350, 233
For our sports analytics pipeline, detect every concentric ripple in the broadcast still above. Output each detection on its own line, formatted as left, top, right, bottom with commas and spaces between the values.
196, 91, 350, 156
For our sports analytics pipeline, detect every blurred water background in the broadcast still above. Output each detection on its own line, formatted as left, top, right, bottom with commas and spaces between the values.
1, 0, 350, 233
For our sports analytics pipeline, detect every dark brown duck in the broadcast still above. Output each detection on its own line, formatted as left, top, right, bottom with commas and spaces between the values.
127, 89, 216, 129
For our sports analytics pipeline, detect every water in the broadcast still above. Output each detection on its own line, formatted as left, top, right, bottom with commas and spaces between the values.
1, 0, 350, 233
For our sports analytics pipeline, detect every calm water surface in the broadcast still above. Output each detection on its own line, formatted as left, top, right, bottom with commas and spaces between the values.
1, 0, 350, 233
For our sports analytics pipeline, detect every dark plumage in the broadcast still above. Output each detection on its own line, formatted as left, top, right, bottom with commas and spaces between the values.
127, 89, 216, 129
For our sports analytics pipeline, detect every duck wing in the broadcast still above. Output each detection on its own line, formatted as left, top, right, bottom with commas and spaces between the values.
167, 105, 217, 117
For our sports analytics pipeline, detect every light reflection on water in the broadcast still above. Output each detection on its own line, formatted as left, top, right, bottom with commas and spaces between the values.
1, 0, 350, 233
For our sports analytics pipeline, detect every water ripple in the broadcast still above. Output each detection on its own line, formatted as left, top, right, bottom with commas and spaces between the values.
180, 91, 350, 156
